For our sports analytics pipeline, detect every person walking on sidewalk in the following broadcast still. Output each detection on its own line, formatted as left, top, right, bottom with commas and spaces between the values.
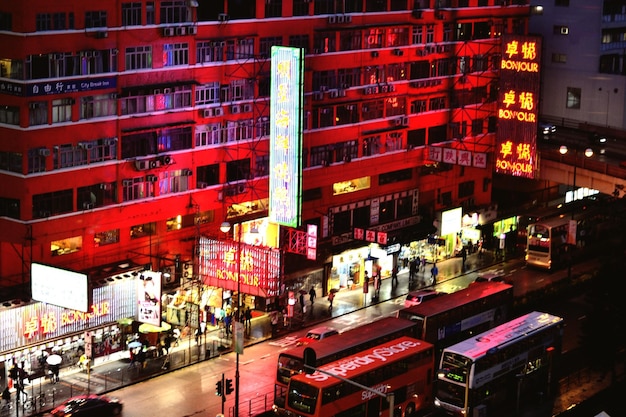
431, 263, 439, 284
328, 291, 335, 312
309, 287, 316, 305
391, 265, 398, 286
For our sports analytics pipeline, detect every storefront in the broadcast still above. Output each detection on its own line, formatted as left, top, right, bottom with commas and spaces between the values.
0, 274, 137, 385
329, 243, 394, 290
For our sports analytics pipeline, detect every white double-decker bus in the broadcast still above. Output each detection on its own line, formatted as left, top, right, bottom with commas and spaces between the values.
434, 311, 563, 417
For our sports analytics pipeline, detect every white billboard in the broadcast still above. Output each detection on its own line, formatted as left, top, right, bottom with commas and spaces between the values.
31, 263, 90, 312
137, 271, 162, 326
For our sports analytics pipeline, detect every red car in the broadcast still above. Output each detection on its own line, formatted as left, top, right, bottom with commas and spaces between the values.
48, 394, 122, 417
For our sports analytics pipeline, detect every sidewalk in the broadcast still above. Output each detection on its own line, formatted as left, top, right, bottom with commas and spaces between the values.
4, 248, 614, 417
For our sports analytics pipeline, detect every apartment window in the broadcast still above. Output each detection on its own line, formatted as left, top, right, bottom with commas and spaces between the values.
163, 43, 189, 66
553, 25, 569, 35
0, 105, 19, 125
412, 25, 423, 44
28, 148, 47, 173
459, 180, 475, 198
387, 27, 408, 47
364, 28, 384, 49
130, 222, 156, 239
443, 23, 453, 42
265, 0, 282, 18
288, 34, 309, 52
52, 98, 73, 123
0, 12, 12, 31
53, 13, 71, 30
551, 53, 567, 64
225, 119, 254, 142
160, 1, 190, 24
85, 11, 107, 28
0, 151, 22, 173
122, 2, 142, 26
225, 38, 254, 61
95, 229, 120, 247
471, 118, 484, 136
310, 145, 334, 166
293, 0, 309, 16
407, 128, 426, 148
411, 99, 427, 114
53, 144, 86, 169
316, 107, 334, 128
363, 65, 383, 85
386, 132, 403, 152
255, 154, 269, 178
226, 159, 251, 182
195, 124, 224, 147
28, 101, 47, 126
197, 41, 221, 63
197, 164, 220, 188
313, 32, 337, 54
361, 99, 384, 121
366, 0, 386, 12
125, 46, 152, 70
196, 83, 220, 105
80, 94, 117, 119
336, 104, 358, 126
36, 14, 52, 31
385, 96, 405, 117
123, 177, 154, 201
426, 25, 434, 43
386, 63, 406, 81
51, 236, 82, 256
429, 96, 446, 111
313, 70, 337, 91
338, 68, 359, 88
334, 140, 358, 162
147, 2, 155, 24
363, 135, 381, 157
0, 197, 19, 219
159, 170, 190, 195
259, 36, 282, 58
33, 189, 73, 218
566, 87, 581, 109
340, 30, 362, 51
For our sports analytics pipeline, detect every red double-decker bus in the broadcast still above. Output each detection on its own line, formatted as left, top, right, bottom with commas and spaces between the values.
283, 336, 434, 417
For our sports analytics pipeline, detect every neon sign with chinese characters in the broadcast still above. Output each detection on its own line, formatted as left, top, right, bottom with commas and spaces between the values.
23, 301, 111, 339
268, 46, 303, 228
496, 35, 542, 179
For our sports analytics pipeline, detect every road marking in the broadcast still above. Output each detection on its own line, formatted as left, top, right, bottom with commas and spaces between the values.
268, 336, 298, 347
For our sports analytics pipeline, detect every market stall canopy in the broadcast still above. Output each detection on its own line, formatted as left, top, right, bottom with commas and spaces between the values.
138, 321, 172, 333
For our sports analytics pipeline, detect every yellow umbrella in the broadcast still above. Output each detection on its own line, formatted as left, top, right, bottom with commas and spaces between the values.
138, 321, 172, 333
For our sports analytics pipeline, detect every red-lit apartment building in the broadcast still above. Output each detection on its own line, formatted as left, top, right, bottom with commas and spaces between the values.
0, 1, 530, 304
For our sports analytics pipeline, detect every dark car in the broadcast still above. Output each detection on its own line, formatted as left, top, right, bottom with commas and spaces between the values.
539, 121, 556, 138
48, 394, 122, 417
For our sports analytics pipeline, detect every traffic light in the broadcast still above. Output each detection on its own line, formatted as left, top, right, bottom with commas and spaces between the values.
215, 380, 223, 396
225, 378, 234, 395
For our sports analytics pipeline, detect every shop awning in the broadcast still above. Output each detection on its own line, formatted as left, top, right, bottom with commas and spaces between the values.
387, 223, 437, 245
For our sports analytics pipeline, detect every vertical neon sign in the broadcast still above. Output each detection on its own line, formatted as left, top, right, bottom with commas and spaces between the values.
269, 46, 303, 228
496, 35, 542, 179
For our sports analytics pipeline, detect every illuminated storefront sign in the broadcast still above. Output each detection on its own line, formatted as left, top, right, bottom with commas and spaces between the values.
0, 279, 136, 352
496, 35, 542, 179
269, 46, 304, 228
198, 237, 280, 297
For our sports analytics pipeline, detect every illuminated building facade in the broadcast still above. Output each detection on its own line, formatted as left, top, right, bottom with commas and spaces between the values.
0, 1, 530, 299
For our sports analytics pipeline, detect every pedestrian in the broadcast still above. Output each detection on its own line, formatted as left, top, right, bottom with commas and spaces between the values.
415, 255, 421, 271
409, 259, 417, 282
431, 263, 439, 283
328, 291, 335, 311
391, 265, 398, 286
421, 256, 426, 271
224, 313, 232, 337
244, 306, 252, 331
309, 287, 316, 305
461, 247, 467, 265
299, 292, 305, 312
2, 386, 11, 409
374, 274, 381, 296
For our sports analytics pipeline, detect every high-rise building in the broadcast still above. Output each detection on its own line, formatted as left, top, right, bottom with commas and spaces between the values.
0, 1, 530, 302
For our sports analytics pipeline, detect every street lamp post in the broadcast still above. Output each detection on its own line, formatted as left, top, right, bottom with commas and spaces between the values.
559, 145, 593, 278
220, 220, 241, 417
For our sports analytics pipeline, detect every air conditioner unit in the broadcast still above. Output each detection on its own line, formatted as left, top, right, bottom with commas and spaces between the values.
344, 15, 352, 23
337, 15, 345, 23
39, 148, 51, 157
218, 13, 229, 22
329, 90, 339, 98
388, 84, 396, 92
393, 49, 404, 56
328, 15, 336, 24
394, 118, 403, 126
203, 108, 214, 118
364, 87, 373, 95
243, 104, 252, 112
39, 210, 51, 218
313, 91, 323, 101
104, 138, 118, 146
188, 26, 197, 35
95, 31, 108, 39
371, 51, 379, 58
182, 169, 193, 176
163, 27, 175, 37
197, 182, 209, 189
122, 179, 134, 186
135, 159, 150, 171
402, 116, 409, 126
78, 142, 94, 150
231, 105, 241, 114
381, 85, 389, 93
176, 26, 187, 35
338, 89, 346, 97
160, 155, 172, 165
100, 183, 112, 190
146, 174, 158, 183
54, 53, 64, 60
214, 107, 224, 116
83, 202, 94, 209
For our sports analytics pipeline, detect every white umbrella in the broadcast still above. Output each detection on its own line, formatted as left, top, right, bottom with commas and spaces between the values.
128, 341, 142, 349
46, 354, 62, 366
